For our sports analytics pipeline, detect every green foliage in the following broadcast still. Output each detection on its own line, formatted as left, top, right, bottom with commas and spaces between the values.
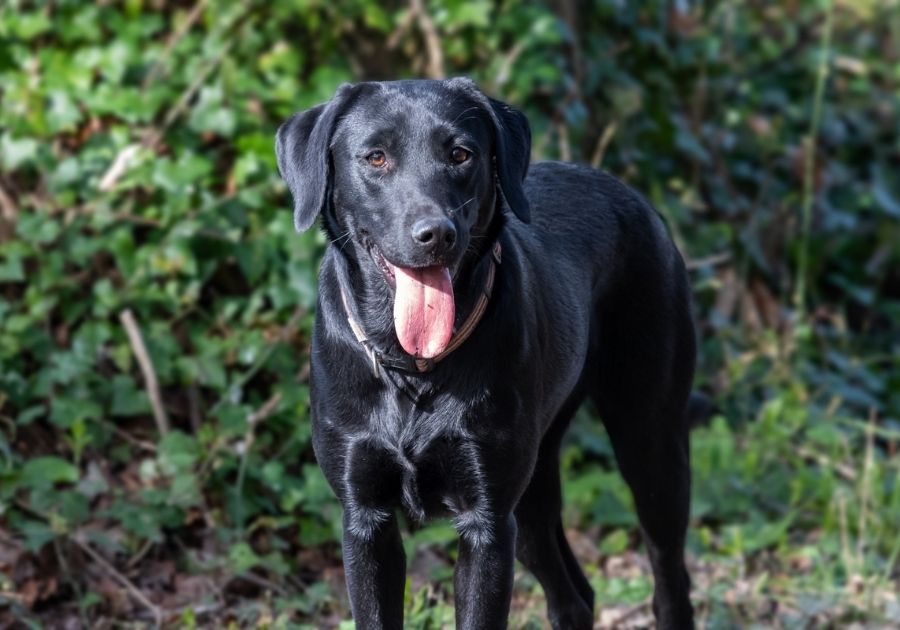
1, 0, 899, 626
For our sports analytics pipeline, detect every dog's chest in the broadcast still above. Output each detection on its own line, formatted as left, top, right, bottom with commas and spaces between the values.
345, 394, 492, 526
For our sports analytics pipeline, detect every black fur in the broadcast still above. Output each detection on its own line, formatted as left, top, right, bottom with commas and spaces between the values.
275, 78, 696, 629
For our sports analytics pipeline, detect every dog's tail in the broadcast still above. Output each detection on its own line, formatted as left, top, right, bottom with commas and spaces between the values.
686, 391, 718, 428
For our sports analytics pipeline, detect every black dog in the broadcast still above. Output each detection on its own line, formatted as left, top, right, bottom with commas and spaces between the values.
275, 78, 695, 629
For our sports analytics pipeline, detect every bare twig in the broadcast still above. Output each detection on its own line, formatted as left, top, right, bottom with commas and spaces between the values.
226, 571, 288, 597
98, 145, 141, 192
153, 37, 236, 141
126, 538, 155, 570
247, 392, 282, 427
837, 492, 856, 579
53, 538, 91, 629
590, 120, 619, 169
119, 308, 171, 436
200, 305, 307, 482
0, 178, 18, 220
533, 125, 554, 159
297, 360, 310, 383
410, 0, 445, 79
71, 534, 162, 626
163, 601, 224, 620
99, 35, 236, 192
557, 122, 571, 162
796, 445, 857, 482
793, 0, 833, 314
605, 598, 651, 628
386, 8, 416, 49
855, 409, 876, 564
188, 382, 203, 433
107, 422, 158, 453
142, 0, 210, 89
493, 42, 525, 91
112, 212, 163, 228
234, 391, 283, 530
685, 251, 733, 271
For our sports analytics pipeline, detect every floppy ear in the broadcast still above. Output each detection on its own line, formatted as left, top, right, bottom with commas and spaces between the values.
489, 98, 532, 223
275, 84, 357, 232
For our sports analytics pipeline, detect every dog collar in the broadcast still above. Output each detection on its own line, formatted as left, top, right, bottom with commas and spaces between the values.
340, 242, 501, 378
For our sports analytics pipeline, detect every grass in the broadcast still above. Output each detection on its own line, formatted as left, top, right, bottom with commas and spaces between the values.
150, 393, 900, 628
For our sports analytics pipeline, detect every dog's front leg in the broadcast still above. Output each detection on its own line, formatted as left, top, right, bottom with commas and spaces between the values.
341, 510, 406, 630
453, 513, 517, 629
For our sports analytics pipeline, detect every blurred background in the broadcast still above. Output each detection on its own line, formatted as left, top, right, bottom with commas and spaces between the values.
1, 0, 899, 627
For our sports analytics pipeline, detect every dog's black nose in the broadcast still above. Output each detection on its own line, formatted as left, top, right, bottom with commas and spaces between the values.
412, 217, 456, 252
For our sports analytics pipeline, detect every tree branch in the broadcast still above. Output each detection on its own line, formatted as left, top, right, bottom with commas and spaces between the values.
119, 309, 170, 436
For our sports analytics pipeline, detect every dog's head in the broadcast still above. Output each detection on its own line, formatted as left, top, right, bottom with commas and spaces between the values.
275, 78, 531, 358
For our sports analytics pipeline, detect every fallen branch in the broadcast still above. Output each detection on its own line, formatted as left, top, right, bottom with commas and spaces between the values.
119, 308, 170, 436
97, 145, 141, 192
605, 598, 651, 628
71, 534, 162, 627
226, 570, 288, 597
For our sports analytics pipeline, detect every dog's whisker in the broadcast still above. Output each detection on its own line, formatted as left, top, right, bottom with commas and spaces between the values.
329, 230, 356, 254
450, 197, 476, 215
330, 230, 352, 245
450, 106, 480, 125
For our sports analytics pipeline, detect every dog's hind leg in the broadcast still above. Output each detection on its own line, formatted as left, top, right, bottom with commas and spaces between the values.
592, 279, 696, 629
600, 412, 693, 629
514, 402, 594, 630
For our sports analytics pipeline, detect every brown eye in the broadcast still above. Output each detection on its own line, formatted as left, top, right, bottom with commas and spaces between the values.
450, 147, 471, 164
366, 151, 386, 167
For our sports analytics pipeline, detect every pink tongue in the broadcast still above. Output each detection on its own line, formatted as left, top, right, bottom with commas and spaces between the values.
390, 264, 455, 358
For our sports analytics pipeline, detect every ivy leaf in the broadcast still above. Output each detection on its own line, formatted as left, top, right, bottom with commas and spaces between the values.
19, 457, 79, 490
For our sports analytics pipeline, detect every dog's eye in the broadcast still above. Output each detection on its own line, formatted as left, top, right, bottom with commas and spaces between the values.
450, 147, 471, 164
366, 151, 387, 167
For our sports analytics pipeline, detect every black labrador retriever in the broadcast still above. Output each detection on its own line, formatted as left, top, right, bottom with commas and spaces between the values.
275, 78, 695, 629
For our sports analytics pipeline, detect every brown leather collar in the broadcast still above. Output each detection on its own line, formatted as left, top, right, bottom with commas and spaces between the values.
340, 242, 501, 378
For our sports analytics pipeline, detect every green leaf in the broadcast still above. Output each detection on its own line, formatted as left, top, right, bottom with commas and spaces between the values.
157, 431, 200, 475
19, 456, 79, 490
0, 134, 38, 170
110, 374, 152, 416
229, 541, 262, 573
599, 529, 630, 554
47, 90, 82, 133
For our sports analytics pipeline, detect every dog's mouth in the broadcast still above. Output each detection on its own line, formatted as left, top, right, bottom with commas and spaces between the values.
368, 244, 455, 359
370, 246, 397, 288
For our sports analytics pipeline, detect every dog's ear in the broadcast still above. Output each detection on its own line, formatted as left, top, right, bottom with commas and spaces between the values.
488, 98, 531, 223
275, 84, 358, 232
446, 78, 532, 223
